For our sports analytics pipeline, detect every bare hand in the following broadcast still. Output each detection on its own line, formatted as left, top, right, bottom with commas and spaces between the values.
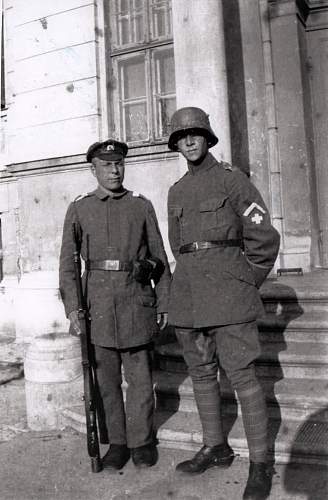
157, 312, 168, 331
68, 310, 81, 336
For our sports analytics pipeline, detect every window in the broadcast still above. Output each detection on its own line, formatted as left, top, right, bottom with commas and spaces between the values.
105, 0, 176, 146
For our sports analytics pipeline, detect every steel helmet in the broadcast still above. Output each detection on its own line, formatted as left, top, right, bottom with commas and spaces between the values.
168, 107, 218, 151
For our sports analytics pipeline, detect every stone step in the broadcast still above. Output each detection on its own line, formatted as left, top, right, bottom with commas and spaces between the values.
155, 340, 328, 379
155, 410, 328, 466
153, 371, 328, 423
157, 311, 328, 346
61, 405, 328, 466
258, 310, 328, 344
261, 273, 328, 314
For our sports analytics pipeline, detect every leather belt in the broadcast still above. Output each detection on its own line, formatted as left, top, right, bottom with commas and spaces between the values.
179, 239, 242, 254
86, 260, 133, 271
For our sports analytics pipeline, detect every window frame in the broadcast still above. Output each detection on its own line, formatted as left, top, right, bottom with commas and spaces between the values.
103, 0, 176, 149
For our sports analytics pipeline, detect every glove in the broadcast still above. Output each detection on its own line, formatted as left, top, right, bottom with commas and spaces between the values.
133, 257, 165, 284
68, 310, 81, 336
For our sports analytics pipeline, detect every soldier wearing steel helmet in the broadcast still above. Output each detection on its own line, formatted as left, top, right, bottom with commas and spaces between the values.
167, 107, 280, 499
59, 139, 171, 471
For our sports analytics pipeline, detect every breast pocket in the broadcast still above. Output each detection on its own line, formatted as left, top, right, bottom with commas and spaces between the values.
168, 206, 183, 219
199, 196, 228, 230
168, 205, 184, 241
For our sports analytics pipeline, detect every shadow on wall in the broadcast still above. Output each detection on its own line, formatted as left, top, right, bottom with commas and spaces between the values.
152, 325, 189, 437
258, 280, 304, 469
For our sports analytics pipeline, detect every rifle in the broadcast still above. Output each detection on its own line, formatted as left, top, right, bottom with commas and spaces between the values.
72, 222, 102, 473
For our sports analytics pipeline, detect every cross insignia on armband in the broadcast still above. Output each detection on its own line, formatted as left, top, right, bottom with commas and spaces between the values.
243, 202, 266, 225
251, 213, 263, 224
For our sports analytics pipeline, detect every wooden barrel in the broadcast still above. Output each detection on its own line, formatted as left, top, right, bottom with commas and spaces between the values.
24, 333, 83, 430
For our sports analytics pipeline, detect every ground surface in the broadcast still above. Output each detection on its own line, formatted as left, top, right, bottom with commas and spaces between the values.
0, 379, 327, 499
0, 340, 327, 499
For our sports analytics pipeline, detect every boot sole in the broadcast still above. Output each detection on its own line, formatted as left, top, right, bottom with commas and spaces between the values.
102, 462, 128, 471
176, 455, 234, 475
133, 461, 157, 469
102, 456, 130, 471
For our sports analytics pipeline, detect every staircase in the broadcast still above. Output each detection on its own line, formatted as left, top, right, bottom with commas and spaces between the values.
61, 270, 328, 465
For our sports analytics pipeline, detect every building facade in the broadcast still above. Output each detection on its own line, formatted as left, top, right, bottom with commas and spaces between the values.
0, 0, 327, 341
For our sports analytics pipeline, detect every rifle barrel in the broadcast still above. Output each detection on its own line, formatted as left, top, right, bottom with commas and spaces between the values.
72, 222, 102, 473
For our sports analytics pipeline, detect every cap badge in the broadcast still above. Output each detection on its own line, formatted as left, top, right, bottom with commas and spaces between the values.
106, 144, 115, 151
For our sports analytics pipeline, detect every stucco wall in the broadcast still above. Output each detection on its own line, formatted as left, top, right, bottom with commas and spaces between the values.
8, 155, 180, 278
6, 0, 99, 164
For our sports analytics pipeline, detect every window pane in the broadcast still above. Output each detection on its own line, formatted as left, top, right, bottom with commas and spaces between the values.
119, 55, 146, 100
154, 47, 175, 95
111, 0, 146, 48
117, 54, 149, 142
123, 102, 149, 142
150, 0, 172, 40
156, 97, 175, 137
153, 47, 176, 138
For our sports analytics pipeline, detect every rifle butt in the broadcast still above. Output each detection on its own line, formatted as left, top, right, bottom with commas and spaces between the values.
91, 456, 103, 473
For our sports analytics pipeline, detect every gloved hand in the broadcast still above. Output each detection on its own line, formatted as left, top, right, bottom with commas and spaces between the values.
157, 312, 168, 331
133, 257, 165, 284
68, 310, 81, 336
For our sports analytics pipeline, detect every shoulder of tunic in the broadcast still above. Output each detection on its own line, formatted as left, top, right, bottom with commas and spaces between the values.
216, 161, 249, 185
131, 191, 149, 201
217, 161, 238, 173
130, 191, 155, 210
169, 172, 189, 193
73, 192, 93, 203
175, 171, 188, 184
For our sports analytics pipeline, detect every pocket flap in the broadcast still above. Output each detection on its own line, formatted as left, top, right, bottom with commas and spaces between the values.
200, 196, 227, 212
168, 205, 183, 217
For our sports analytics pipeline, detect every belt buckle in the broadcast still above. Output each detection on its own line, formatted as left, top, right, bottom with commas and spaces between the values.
194, 242, 199, 251
108, 260, 120, 271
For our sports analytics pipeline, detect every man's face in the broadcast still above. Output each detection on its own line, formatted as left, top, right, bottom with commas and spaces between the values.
91, 157, 125, 192
177, 133, 209, 164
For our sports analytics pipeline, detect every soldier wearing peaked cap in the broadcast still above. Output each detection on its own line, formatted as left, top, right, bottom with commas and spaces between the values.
167, 107, 280, 499
59, 139, 171, 471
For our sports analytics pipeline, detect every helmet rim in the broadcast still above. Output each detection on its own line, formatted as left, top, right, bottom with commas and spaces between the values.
168, 127, 218, 151
168, 107, 218, 151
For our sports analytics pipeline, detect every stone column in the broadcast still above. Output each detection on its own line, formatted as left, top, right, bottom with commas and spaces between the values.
171, 0, 231, 164
268, 1, 313, 270
14, 270, 70, 343
24, 333, 83, 430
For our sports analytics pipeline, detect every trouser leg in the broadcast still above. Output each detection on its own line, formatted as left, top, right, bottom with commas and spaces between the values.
217, 322, 268, 463
121, 344, 155, 449
176, 328, 224, 447
93, 344, 127, 445
230, 364, 268, 463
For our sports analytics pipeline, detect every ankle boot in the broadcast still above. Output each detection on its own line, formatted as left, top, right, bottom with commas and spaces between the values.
102, 444, 130, 470
243, 461, 271, 499
176, 443, 234, 474
131, 443, 158, 468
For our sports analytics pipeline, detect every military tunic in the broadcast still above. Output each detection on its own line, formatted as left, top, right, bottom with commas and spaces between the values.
59, 186, 171, 349
167, 152, 280, 328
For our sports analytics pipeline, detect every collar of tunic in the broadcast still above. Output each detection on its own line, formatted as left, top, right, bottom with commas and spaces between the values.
187, 152, 217, 176
94, 185, 129, 200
